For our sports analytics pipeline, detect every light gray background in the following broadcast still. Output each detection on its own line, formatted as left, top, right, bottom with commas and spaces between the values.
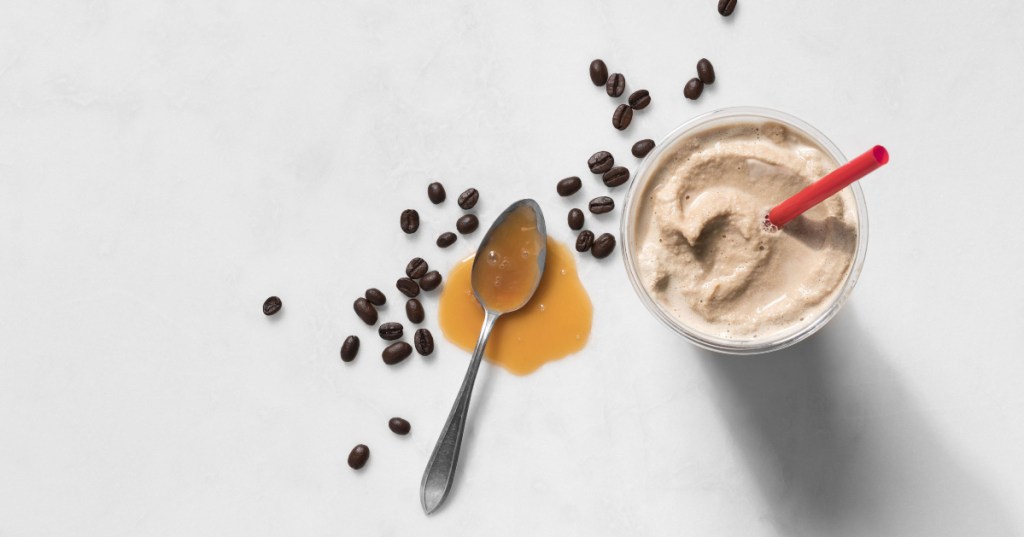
2, 1, 1022, 536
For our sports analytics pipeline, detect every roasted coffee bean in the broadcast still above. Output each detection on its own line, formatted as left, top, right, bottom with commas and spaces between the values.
406, 298, 425, 324
457, 188, 479, 210
364, 288, 386, 306
606, 73, 625, 97
396, 277, 420, 298
263, 296, 282, 316
353, 297, 378, 325
628, 89, 651, 110
382, 341, 413, 365
589, 59, 608, 86
406, 257, 429, 279
718, 0, 737, 16
340, 335, 359, 362
427, 181, 446, 204
697, 58, 716, 85
568, 208, 585, 231
436, 232, 457, 248
557, 176, 582, 197
576, 230, 595, 252
612, 104, 633, 130
456, 214, 479, 234
389, 417, 411, 435
592, 233, 617, 259
632, 139, 655, 158
589, 196, 615, 214
684, 78, 704, 100
419, 271, 442, 291
414, 328, 434, 356
602, 166, 630, 187
348, 444, 370, 470
588, 151, 614, 174
399, 209, 419, 234
378, 322, 404, 341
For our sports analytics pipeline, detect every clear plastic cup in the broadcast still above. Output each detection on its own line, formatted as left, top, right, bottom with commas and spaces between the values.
620, 107, 869, 354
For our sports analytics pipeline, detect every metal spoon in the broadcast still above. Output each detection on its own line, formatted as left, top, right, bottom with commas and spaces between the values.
420, 199, 547, 515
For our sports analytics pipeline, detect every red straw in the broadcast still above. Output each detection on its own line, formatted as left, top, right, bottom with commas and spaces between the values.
767, 145, 889, 228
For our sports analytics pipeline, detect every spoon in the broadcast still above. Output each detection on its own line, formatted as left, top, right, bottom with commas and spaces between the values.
420, 199, 547, 515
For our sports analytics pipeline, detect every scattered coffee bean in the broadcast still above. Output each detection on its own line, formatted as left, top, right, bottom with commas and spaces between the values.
557, 176, 582, 197
592, 233, 617, 258
456, 214, 479, 234
406, 298, 425, 324
588, 151, 614, 174
364, 288, 386, 306
414, 328, 434, 356
400, 209, 419, 234
427, 181, 446, 204
697, 58, 716, 85
457, 188, 479, 210
612, 104, 633, 130
406, 257, 429, 279
606, 73, 625, 97
576, 230, 595, 252
389, 417, 411, 435
684, 78, 704, 100
396, 277, 420, 298
382, 341, 413, 365
419, 270, 442, 291
436, 232, 457, 248
602, 166, 630, 188
353, 297, 378, 325
263, 296, 282, 316
589, 196, 615, 214
632, 139, 655, 158
348, 444, 370, 470
628, 89, 651, 110
568, 208, 585, 231
590, 59, 609, 86
340, 335, 359, 362
378, 322, 404, 341
718, 0, 737, 17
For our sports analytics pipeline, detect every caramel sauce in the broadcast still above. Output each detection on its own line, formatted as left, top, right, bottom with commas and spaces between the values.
471, 204, 545, 312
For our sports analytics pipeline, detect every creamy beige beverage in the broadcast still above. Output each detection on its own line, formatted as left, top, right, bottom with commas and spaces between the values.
633, 121, 858, 340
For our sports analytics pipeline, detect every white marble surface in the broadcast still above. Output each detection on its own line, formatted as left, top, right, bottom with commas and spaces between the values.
2, 1, 1023, 535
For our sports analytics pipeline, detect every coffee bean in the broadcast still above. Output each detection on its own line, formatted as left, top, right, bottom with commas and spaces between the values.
684, 78, 704, 100
632, 139, 655, 158
389, 417, 411, 435
353, 297, 378, 325
576, 230, 595, 252
419, 271, 442, 291
589, 59, 608, 86
365, 288, 386, 306
414, 328, 434, 356
568, 208, 585, 231
592, 233, 617, 259
589, 196, 615, 214
396, 277, 420, 298
382, 341, 413, 365
456, 214, 479, 234
348, 444, 370, 470
340, 335, 359, 362
697, 58, 716, 85
427, 181, 446, 204
406, 298, 425, 324
263, 296, 282, 316
406, 257, 429, 279
436, 232, 457, 248
457, 188, 479, 210
557, 176, 582, 197
602, 166, 630, 187
718, 0, 737, 16
400, 209, 419, 234
378, 322, 404, 341
588, 151, 614, 174
606, 73, 625, 97
628, 89, 651, 110
612, 104, 633, 130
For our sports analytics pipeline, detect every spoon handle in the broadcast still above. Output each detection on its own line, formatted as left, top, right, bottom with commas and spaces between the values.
420, 309, 500, 515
